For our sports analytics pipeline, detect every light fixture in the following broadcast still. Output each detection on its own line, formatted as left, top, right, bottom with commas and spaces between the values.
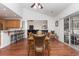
31, 3, 43, 9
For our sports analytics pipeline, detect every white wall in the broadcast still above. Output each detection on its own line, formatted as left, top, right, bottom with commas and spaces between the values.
27, 20, 48, 30
58, 19, 64, 42
54, 18, 64, 42
22, 9, 55, 38
54, 3, 79, 42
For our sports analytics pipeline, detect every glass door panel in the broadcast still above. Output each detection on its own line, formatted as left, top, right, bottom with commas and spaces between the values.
64, 18, 70, 44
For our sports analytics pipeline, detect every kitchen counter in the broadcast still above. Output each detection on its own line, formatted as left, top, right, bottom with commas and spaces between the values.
0, 29, 25, 48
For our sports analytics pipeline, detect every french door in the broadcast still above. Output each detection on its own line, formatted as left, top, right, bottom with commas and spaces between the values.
64, 17, 71, 45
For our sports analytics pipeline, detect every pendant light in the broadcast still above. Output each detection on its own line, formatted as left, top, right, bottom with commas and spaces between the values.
31, 3, 43, 9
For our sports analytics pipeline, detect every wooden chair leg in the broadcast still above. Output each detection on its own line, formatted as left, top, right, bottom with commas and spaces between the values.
28, 47, 30, 56
48, 47, 50, 56
48, 50, 49, 56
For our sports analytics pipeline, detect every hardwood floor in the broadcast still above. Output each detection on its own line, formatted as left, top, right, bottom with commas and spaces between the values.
0, 39, 28, 56
0, 39, 79, 56
50, 39, 79, 56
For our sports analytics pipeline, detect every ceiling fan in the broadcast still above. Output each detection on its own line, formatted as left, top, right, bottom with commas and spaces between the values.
31, 3, 43, 9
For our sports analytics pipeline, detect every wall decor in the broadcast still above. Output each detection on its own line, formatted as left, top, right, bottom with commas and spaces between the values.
55, 21, 58, 27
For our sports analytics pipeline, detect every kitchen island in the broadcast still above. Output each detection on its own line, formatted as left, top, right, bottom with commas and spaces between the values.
0, 29, 25, 48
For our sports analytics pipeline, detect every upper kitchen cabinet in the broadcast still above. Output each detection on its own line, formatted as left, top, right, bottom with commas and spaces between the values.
0, 19, 20, 30
6, 19, 20, 29
0, 20, 3, 30
0, 19, 6, 30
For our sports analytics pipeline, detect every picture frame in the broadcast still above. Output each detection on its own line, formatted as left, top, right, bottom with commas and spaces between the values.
55, 21, 58, 27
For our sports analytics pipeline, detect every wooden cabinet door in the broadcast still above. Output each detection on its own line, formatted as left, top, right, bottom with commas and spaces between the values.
0, 20, 6, 30
0, 20, 3, 30
6, 20, 20, 29
13, 20, 20, 28
0, 19, 20, 29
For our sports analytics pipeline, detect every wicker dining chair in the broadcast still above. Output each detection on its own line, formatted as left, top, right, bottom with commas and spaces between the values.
28, 36, 35, 56
33, 34, 46, 56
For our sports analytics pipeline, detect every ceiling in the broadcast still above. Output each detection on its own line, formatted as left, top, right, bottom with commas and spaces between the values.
0, 3, 21, 19
0, 3, 72, 19
21, 3, 72, 17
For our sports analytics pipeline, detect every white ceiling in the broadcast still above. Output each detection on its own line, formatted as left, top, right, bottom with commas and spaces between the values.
0, 3, 21, 19
0, 3, 72, 19
21, 3, 72, 17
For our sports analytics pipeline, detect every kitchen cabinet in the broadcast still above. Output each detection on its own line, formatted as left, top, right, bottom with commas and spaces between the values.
0, 19, 20, 30
0, 33, 1, 46
0, 20, 6, 30
6, 20, 20, 29
0, 20, 3, 30
10, 30, 25, 43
